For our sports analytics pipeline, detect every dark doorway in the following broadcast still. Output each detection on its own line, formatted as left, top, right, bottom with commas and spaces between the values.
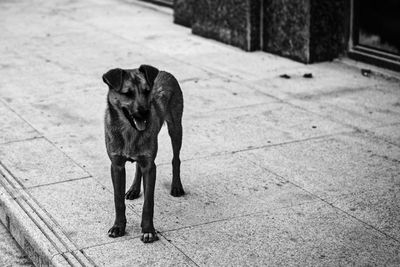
350, 0, 400, 70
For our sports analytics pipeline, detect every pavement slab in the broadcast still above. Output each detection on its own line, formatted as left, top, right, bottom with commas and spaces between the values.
249, 132, 400, 241
126, 152, 317, 232
0, 138, 89, 188
179, 78, 277, 117
332, 188, 400, 241
249, 132, 400, 200
164, 201, 400, 266
180, 102, 352, 159
83, 237, 195, 267
366, 123, 400, 147
0, 101, 40, 145
289, 86, 400, 130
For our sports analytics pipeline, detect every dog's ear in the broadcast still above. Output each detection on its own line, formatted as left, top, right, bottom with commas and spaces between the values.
139, 64, 159, 88
102, 68, 125, 91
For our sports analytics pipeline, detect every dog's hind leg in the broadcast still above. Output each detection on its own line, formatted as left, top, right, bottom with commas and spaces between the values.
167, 116, 185, 197
125, 162, 142, 200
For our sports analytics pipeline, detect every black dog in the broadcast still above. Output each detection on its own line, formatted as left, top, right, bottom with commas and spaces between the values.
102, 65, 184, 243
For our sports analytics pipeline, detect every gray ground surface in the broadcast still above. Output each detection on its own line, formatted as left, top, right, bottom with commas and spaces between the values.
0, 222, 33, 267
0, 0, 399, 266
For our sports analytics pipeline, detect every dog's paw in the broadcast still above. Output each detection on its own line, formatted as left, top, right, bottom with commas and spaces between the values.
108, 225, 125, 238
171, 187, 185, 197
125, 188, 140, 200
141, 232, 159, 243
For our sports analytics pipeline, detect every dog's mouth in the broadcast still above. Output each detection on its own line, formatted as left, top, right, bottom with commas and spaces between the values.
122, 108, 147, 131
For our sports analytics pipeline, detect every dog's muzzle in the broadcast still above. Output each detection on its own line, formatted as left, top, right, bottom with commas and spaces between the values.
122, 107, 148, 131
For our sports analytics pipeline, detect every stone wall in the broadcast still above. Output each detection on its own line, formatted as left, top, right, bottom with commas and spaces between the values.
263, 0, 310, 62
173, 0, 347, 63
309, 0, 347, 62
173, 0, 193, 27
191, 0, 261, 51
263, 0, 346, 63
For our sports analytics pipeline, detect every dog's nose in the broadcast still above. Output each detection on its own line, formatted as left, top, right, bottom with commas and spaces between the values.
137, 107, 150, 118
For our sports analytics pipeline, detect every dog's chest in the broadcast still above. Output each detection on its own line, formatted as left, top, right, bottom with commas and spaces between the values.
107, 126, 155, 161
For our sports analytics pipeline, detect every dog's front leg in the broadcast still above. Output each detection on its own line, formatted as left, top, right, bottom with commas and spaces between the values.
108, 158, 127, 238
139, 159, 159, 243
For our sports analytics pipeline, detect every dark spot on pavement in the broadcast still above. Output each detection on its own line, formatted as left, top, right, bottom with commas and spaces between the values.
279, 74, 291, 79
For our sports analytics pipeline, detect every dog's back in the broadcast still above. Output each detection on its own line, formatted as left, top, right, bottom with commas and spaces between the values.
152, 71, 183, 125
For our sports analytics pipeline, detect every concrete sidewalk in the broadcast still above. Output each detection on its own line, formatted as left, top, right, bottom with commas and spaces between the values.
1, 0, 400, 266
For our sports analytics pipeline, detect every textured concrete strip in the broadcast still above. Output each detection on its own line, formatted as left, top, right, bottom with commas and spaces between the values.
0, 138, 89, 188
0, 164, 94, 266
126, 152, 317, 232
164, 202, 400, 266
0, 221, 33, 266
0, 100, 41, 145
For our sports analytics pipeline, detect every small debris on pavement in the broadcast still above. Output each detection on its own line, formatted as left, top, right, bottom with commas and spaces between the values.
279, 74, 291, 79
312, 125, 317, 128
303, 73, 313, 78
361, 69, 372, 77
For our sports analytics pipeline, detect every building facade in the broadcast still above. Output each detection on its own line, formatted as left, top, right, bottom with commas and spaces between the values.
172, 0, 400, 71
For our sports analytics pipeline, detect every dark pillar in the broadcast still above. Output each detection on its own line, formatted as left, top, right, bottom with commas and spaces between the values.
263, 0, 346, 63
309, 0, 347, 62
173, 0, 194, 27
173, 0, 347, 63
191, 0, 261, 51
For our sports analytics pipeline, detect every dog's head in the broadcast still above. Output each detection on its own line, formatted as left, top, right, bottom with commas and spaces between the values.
102, 65, 159, 131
